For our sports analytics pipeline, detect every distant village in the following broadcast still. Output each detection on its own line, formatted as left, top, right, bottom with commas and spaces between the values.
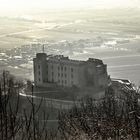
0, 37, 133, 80
0, 38, 104, 79
0, 38, 136, 99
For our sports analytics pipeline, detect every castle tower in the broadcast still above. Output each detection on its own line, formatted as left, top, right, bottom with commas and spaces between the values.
33, 53, 47, 87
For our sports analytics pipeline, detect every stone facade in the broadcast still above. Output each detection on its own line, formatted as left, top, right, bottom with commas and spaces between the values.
33, 53, 110, 89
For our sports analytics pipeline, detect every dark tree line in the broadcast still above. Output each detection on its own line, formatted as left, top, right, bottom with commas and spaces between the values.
1, 70, 140, 140
0, 71, 58, 140
58, 86, 140, 140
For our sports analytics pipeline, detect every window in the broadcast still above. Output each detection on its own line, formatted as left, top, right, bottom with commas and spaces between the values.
65, 74, 67, 78
39, 78, 40, 81
58, 79, 60, 83
38, 65, 40, 69
71, 68, 73, 72
71, 74, 73, 78
38, 71, 40, 75
71, 81, 73, 85
61, 66, 63, 71
65, 80, 67, 84
64, 67, 67, 71
58, 73, 60, 77
61, 73, 63, 77
52, 65, 53, 69
62, 80, 63, 85
52, 72, 54, 77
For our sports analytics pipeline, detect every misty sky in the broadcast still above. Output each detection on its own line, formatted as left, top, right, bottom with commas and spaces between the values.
0, 0, 140, 11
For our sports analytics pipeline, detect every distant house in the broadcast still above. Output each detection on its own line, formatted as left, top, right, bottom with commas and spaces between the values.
33, 53, 110, 89
110, 78, 135, 99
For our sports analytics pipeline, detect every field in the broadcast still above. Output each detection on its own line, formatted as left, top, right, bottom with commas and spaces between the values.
1, 8, 140, 49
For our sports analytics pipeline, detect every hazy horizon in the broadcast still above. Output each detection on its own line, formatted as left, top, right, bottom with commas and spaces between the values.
0, 0, 140, 85
0, 0, 140, 13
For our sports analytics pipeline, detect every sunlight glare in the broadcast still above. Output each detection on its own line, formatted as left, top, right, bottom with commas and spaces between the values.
0, 0, 138, 11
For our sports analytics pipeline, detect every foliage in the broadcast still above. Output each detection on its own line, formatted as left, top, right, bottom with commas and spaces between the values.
58, 85, 140, 140
0, 71, 58, 140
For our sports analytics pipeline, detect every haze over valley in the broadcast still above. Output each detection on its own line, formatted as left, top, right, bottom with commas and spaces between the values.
0, 8, 140, 85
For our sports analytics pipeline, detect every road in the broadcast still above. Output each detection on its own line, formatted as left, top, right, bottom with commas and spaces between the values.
19, 92, 79, 109
0, 27, 53, 39
0, 22, 73, 39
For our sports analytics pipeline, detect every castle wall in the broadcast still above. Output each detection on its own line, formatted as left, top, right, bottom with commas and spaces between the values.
33, 53, 109, 89
47, 61, 80, 87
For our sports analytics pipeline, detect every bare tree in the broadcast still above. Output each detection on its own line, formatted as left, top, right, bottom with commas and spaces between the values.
0, 71, 59, 140
58, 85, 140, 140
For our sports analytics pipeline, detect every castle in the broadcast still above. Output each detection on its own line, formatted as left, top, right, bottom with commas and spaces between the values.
33, 53, 110, 89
